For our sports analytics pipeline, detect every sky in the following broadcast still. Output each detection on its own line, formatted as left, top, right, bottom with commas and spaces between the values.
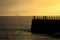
0, 0, 60, 16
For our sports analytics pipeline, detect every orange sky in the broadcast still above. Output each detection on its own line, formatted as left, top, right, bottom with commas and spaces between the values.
0, 0, 60, 16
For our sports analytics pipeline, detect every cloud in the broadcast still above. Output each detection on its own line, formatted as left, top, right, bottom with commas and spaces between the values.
0, 0, 60, 16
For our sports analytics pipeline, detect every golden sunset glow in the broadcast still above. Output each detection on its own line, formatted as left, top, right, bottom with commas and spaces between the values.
0, 0, 60, 16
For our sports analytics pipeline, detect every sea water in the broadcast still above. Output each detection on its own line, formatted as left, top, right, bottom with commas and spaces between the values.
0, 16, 60, 40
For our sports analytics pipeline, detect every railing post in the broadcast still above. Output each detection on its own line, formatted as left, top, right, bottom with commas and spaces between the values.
43, 16, 47, 20
33, 16, 35, 19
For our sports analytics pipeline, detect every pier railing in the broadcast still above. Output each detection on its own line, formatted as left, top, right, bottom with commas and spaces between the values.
33, 16, 60, 20
31, 16, 60, 34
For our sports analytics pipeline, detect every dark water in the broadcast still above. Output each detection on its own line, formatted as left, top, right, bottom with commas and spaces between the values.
0, 16, 60, 40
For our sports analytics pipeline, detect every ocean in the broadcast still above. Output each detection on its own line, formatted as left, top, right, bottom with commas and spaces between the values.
0, 16, 60, 40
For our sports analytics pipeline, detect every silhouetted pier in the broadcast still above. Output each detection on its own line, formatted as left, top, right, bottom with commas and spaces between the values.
31, 16, 60, 35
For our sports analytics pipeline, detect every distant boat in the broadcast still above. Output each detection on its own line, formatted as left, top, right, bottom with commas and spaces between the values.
15, 14, 19, 16
30, 16, 60, 36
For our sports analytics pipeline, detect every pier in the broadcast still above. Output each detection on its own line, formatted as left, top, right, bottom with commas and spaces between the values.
31, 16, 60, 35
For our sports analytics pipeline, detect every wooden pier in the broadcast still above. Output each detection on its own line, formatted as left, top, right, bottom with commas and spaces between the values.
31, 16, 60, 35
